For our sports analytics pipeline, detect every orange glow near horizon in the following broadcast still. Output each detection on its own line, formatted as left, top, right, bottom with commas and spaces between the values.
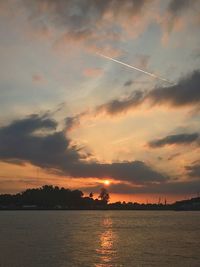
104, 180, 111, 186
90, 192, 194, 204
108, 193, 196, 204
0, 162, 196, 204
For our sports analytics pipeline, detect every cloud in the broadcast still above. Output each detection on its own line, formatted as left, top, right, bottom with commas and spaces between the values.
68, 161, 168, 184
32, 74, 46, 83
60, 69, 200, 133
65, 116, 81, 132
95, 69, 200, 116
124, 80, 133, 87
124, 79, 150, 87
65, 111, 88, 131
147, 70, 200, 107
0, 114, 168, 185
58, 69, 200, 135
161, 0, 196, 45
168, 153, 181, 161
185, 162, 200, 178
96, 90, 145, 115
23, 0, 148, 42
0, 114, 81, 170
0, 114, 57, 135
148, 133, 199, 148
82, 179, 200, 195
168, 0, 195, 15
83, 68, 103, 77
134, 54, 150, 69
109, 179, 200, 194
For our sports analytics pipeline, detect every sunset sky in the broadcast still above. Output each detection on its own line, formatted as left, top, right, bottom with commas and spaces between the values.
0, 0, 200, 203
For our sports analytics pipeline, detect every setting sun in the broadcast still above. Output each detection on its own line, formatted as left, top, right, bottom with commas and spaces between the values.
104, 180, 110, 186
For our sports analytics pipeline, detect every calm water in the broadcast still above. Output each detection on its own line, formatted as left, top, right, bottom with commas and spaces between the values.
0, 211, 199, 267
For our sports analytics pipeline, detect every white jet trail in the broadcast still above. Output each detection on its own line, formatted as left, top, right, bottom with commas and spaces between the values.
97, 52, 172, 84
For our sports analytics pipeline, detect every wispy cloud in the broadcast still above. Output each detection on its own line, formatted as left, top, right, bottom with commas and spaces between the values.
83, 68, 103, 77
23, 0, 151, 54
62, 70, 200, 132
96, 90, 145, 115
161, 0, 198, 44
32, 73, 46, 84
148, 133, 199, 148
97, 69, 200, 116
185, 162, 200, 178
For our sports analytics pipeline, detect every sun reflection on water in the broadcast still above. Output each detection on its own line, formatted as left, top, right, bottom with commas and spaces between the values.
95, 217, 117, 267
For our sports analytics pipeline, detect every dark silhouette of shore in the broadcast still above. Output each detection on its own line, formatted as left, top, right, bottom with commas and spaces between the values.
0, 185, 200, 211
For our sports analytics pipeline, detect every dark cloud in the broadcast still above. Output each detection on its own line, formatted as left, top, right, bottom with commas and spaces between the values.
0, 114, 167, 185
114, 179, 200, 194
82, 179, 200, 195
60, 70, 200, 132
168, 0, 195, 15
147, 70, 200, 107
65, 111, 87, 131
124, 80, 133, 87
1, 114, 57, 135
0, 114, 81, 170
185, 163, 200, 178
65, 116, 80, 132
164, 0, 196, 38
148, 133, 199, 148
96, 90, 145, 115
168, 153, 181, 161
139, 179, 200, 194
23, 0, 147, 45
68, 161, 168, 184
124, 80, 150, 87
95, 70, 200, 116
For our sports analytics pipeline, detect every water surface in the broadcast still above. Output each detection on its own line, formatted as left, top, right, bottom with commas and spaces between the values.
0, 211, 199, 266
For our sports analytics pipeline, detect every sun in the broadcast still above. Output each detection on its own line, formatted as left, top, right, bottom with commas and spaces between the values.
104, 180, 110, 186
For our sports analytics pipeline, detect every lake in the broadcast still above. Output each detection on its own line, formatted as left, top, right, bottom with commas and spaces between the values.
0, 211, 199, 266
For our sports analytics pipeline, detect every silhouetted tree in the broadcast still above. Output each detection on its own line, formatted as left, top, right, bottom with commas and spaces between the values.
98, 188, 110, 204
0, 185, 85, 208
89, 192, 93, 198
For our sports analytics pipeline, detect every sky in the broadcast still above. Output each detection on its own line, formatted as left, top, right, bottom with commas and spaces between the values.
0, 0, 200, 203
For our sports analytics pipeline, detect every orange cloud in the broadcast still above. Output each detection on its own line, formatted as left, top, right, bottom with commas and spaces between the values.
32, 74, 46, 84
83, 68, 104, 78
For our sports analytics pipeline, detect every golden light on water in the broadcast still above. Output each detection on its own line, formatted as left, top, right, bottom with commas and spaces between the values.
95, 217, 117, 266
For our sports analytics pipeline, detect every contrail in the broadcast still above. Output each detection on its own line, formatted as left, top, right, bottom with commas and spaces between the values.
97, 52, 172, 84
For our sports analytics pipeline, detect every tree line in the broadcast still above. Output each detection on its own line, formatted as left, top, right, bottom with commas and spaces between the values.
0, 185, 110, 209
0, 185, 200, 210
